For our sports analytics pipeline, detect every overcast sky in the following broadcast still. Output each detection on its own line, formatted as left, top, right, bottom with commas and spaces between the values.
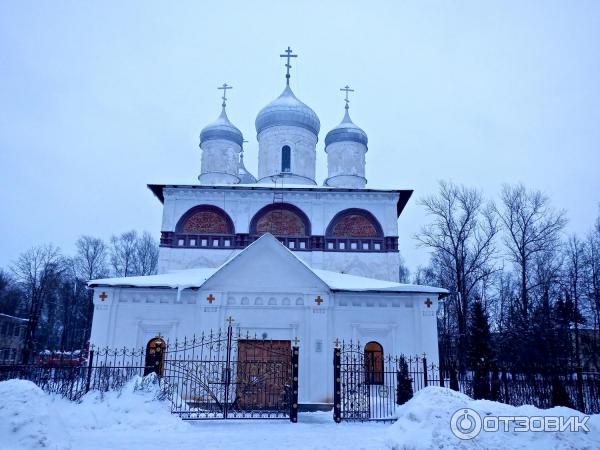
1, 1, 599, 273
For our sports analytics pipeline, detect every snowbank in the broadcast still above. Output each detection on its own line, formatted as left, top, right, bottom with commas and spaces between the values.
0, 375, 188, 450
386, 386, 599, 450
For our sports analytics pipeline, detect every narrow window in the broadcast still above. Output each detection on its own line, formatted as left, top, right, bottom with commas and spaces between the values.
281, 145, 291, 172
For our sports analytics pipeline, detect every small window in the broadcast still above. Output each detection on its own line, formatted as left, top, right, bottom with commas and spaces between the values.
212, 239, 219, 247
201, 239, 208, 246
339, 242, 346, 250
350, 242, 358, 250
327, 242, 334, 250
299, 241, 306, 249
178, 239, 185, 246
224, 239, 231, 247
374, 243, 381, 250
190, 239, 196, 246
289, 241, 295, 249
362, 242, 369, 250
281, 145, 291, 172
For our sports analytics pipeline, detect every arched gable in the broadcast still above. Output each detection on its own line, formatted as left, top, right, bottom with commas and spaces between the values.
249, 203, 311, 237
325, 208, 383, 238
175, 205, 235, 235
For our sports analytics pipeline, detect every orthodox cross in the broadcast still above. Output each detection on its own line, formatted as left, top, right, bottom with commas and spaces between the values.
99, 292, 108, 302
314, 295, 323, 306
424, 298, 433, 308
293, 336, 299, 347
340, 85, 354, 110
334, 338, 341, 348
226, 316, 234, 326
207, 294, 215, 304
217, 83, 233, 108
279, 46, 298, 85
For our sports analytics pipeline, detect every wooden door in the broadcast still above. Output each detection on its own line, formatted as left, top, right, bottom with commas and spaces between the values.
236, 340, 291, 410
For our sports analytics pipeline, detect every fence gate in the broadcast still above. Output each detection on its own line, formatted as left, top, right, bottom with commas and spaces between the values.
161, 320, 299, 421
333, 341, 431, 422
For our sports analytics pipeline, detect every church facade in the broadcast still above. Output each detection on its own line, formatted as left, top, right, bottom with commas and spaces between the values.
89, 49, 447, 406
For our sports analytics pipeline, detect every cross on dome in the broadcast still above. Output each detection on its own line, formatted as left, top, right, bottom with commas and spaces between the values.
340, 85, 354, 110
279, 46, 298, 85
217, 83, 233, 108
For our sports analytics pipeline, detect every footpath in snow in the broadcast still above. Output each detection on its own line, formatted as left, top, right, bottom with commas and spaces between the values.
0, 376, 598, 450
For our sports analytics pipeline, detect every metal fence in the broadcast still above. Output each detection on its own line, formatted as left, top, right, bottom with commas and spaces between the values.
333, 341, 600, 422
0, 324, 300, 422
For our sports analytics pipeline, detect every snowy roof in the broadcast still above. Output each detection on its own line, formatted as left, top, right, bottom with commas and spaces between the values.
89, 235, 447, 296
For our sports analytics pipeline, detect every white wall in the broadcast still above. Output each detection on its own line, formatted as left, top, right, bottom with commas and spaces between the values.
89, 286, 440, 405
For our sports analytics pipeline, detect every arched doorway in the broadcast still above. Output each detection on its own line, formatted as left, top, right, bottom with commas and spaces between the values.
144, 336, 166, 376
364, 341, 384, 385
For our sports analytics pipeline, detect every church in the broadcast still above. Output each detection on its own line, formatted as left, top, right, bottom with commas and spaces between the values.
88, 48, 447, 406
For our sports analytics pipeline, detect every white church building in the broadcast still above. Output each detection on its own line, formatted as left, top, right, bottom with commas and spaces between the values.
89, 49, 447, 406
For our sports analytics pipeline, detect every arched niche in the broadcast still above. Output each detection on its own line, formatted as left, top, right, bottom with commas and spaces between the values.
364, 341, 384, 385
249, 203, 311, 237
175, 205, 235, 235
326, 208, 383, 238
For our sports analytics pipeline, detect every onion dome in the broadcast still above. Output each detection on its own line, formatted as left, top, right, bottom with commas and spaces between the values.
200, 106, 244, 147
237, 151, 257, 183
325, 108, 368, 148
255, 85, 320, 136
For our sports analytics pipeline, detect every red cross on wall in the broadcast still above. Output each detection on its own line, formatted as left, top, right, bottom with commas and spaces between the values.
207, 294, 215, 304
99, 292, 108, 302
315, 295, 323, 306
424, 298, 433, 308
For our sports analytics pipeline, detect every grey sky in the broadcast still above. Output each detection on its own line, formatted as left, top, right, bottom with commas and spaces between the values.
1, 1, 599, 273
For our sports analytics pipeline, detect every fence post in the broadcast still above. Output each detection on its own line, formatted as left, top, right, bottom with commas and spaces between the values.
422, 355, 428, 387
439, 363, 445, 388
290, 338, 299, 423
333, 340, 341, 423
85, 349, 94, 394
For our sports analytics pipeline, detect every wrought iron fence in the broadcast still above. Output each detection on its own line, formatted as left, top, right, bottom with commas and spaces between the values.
333, 340, 600, 422
162, 325, 298, 421
0, 322, 300, 422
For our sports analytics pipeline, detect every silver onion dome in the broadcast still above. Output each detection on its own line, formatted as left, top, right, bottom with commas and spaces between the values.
255, 85, 320, 137
325, 108, 368, 148
200, 107, 244, 147
237, 151, 257, 183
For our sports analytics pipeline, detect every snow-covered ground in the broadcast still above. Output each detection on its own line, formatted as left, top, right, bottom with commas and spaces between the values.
0, 376, 597, 450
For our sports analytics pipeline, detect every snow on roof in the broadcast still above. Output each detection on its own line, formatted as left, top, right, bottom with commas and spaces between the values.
88, 236, 447, 296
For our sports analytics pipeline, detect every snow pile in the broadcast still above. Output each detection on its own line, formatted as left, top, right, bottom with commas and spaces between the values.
386, 386, 599, 450
0, 379, 71, 450
0, 375, 188, 450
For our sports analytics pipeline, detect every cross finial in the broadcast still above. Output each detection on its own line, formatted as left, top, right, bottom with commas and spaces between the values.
279, 46, 298, 86
217, 83, 233, 108
334, 338, 341, 348
293, 336, 299, 347
226, 316, 235, 326
340, 85, 354, 110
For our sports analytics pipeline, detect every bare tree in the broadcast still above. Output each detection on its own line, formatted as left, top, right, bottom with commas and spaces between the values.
495, 184, 567, 320
416, 181, 498, 362
110, 231, 138, 277
11, 244, 64, 362
133, 231, 159, 276
74, 235, 108, 281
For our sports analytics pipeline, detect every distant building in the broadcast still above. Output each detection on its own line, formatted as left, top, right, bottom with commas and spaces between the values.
0, 314, 28, 364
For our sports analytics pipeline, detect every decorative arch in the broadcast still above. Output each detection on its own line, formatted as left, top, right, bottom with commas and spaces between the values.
364, 341, 384, 385
144, 336, 166, 377
175, 205, 235, 235
250, 203, 311, 237
326, 208, 383, 238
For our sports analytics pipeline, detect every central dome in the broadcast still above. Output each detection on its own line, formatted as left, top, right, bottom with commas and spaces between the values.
255, 85, 320, 137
